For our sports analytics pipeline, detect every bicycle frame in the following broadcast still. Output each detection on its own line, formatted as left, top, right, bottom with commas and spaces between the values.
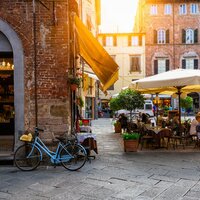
28, 136, 73, 164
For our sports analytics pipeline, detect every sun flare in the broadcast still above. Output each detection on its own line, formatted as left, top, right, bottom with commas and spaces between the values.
100, 0, 138, 33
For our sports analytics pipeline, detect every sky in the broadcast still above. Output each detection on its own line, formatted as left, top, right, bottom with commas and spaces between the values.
100, 0, 139, 33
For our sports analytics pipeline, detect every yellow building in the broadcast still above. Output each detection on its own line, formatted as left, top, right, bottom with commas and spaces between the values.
97, 32, 146, 102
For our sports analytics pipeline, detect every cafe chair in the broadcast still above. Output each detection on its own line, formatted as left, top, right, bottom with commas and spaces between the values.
140, 128, 155, 150
158, 128, 173, 149
81, 137, 97, 162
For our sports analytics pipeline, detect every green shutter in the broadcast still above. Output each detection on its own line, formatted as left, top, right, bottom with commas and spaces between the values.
166, 29, 169, 44
194, 59, 198, 69
154, 60, 158, 74
154, 30, 157, 44
182, 29, 186, 43
166, 59, 169, 71
194, 29, 198, 43
182, 59, 186, 69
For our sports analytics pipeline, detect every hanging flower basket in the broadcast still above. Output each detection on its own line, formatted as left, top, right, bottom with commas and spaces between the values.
70, 84, 78, 91
68, 76, 82, 91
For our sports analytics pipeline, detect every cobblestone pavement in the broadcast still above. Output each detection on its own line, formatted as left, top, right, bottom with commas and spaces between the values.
1, 118, 200, 200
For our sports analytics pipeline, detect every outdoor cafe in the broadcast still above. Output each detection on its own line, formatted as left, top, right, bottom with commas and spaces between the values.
117, 69, 200, 151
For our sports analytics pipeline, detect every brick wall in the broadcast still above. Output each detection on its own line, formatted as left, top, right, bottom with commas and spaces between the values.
0, 1, 78, 138
141, 1, 200, 76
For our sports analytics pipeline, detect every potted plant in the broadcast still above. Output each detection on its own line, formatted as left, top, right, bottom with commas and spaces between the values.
122, 132, 140, 152
68, 76, 82, 91
114, 120, 121, 133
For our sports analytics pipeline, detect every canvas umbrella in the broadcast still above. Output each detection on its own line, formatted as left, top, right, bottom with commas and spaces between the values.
129, 69, 200, 123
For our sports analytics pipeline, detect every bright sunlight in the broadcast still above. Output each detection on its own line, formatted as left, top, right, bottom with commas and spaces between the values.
100, 0, 138, 33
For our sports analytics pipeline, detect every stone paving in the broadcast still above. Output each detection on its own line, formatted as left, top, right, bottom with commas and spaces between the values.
1, 118, 200, 199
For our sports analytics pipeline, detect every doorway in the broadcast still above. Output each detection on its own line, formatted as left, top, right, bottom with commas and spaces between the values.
0, 20, 25, 157
0, 40, 14, 154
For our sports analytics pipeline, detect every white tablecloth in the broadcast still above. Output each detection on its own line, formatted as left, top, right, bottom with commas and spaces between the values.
77, 133, 96, 143
80, 125, 92, 133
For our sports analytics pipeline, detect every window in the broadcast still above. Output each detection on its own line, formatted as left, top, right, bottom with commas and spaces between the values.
130, 56, 141, 72
154, 59, 169, 74
182, 29, 198, 44
179, 4, 187, 15
164, 4, 172, 15
154, 29, 169, 44
150, 5, 157, 15
131, 36, 138, 46
128, 35, 142, 46
191, 4, 198, 14
105, 36, 113, 46
182, 59, 198, 69
186, 29, 194, 44
158, 29, 166, 44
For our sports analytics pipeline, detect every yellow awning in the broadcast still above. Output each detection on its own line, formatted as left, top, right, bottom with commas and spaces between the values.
74, 15, 119, 92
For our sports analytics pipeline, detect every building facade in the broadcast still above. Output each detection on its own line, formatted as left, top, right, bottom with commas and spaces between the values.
97, 32, 146, 102
0, 0, 80, 156
0, 0, 116, 157
78, 0, 100, 119
134, 0, 200, 112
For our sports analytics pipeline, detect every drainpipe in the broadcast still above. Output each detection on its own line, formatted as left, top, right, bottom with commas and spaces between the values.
33, 0, 38, 127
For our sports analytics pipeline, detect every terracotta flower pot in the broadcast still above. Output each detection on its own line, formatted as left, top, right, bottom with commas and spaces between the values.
114, 123, 121, 133
70, 84, 78, 91
123, 139, 139, 152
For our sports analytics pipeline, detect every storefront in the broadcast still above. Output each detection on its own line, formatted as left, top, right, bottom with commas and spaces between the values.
0, 52, 14, 153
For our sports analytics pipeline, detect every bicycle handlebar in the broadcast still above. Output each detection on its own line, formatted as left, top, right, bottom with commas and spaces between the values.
34, 127, 44, 137
35, 127, 44, 132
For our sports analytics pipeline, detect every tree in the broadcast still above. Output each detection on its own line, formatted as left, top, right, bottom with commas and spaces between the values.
180, 96, 193, 117
110, 96, 121, 112
110, 88, 145, 118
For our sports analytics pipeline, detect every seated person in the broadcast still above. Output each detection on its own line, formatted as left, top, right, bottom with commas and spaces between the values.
157, 113, 164, 126
141, 113, 149, 124
190, 118, 198, 136
171, 113, 180, 135
118, 113, 128, 133
195, 114, 200, 139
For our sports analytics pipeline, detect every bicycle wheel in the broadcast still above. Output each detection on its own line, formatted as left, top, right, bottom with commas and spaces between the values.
14, 143, 41, 171
60, 144, 87, 171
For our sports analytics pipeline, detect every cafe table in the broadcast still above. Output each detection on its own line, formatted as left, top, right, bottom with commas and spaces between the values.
77, 132, 98, 154
80, 125, 92, 133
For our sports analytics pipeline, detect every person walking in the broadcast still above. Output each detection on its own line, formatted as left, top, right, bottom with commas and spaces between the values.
118, 113, 128, 133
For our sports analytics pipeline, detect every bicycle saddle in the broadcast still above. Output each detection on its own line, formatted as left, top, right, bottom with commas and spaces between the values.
55, 136, 66, 143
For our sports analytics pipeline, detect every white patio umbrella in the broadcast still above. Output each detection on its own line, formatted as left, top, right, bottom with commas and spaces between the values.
129, 69, 200, 122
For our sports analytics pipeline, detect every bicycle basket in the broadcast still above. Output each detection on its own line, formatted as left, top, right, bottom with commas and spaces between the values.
20, 133, 33, 142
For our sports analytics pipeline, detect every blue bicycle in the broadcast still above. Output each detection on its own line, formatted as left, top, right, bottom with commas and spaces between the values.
14, 127, 87, 171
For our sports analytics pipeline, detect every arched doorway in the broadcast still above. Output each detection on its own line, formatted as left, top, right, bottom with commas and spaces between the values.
0, 20, 24, 157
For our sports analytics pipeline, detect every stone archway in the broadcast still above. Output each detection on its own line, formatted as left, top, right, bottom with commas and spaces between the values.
0, 19, 24, 150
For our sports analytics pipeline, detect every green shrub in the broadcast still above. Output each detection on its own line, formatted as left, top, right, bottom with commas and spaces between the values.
122, 133, 140, 140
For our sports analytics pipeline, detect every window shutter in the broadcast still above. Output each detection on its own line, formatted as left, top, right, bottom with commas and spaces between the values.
154, 30, 157, 44
194, 59, 198, 69
103, 36, 106, 46
128, 36, 131, 46
166, 29, 169, 43
182, 29, 186, 43
194, 29, 198, 43
139, 36, 142, 46
154, 60, 158, 74
166, 59, 170, 71
182, 59, 186, 69
130, 57, 133, 72
113, 35, 117, 46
